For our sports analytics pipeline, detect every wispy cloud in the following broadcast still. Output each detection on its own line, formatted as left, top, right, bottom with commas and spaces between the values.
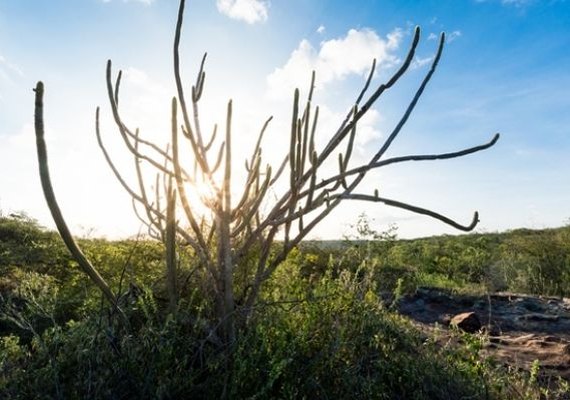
267, 28, 402, 99
411, 55, 434, 70
428, 31, 459, 43
216, 0, 269, 24
447, 30, 462, 42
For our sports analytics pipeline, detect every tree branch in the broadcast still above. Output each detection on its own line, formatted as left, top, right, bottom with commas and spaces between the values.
34, 82, 119, 309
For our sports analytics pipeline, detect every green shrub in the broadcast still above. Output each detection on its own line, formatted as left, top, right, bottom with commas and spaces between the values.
1, 266, 552, 399
1, 214, 569, 398
499, 227, 570, 296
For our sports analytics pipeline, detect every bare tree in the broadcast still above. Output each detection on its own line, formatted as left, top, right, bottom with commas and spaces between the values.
34, 0, 499, 344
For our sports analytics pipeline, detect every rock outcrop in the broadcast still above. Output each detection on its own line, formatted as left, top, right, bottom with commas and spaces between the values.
450, 311, 481, 333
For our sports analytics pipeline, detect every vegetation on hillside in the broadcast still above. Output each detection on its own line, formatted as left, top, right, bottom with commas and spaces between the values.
325, 213, 570, 298
1, 213, 569, 398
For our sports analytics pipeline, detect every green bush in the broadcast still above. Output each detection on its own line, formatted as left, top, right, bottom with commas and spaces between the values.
1, 214, 569, 398
498, 228, 570, 296
1, 265, 550, 399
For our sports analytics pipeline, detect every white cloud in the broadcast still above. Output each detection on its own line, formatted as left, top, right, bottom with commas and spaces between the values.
115, 67, 170, 143
307, 105, 383, 156
123, 66, 164, 91
216, 0, 269, 24
266, 28, 403, 99
317, 25, 326, 34
353, 108, 383, 150
447, 30, 462, 42
427, 31, 459, 44
411, 55, 433, 70
428, 30, 462, 43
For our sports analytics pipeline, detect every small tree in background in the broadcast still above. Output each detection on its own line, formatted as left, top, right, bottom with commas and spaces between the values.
34, 0, 499, 344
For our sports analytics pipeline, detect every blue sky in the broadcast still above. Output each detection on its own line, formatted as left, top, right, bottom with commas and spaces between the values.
0, 0, 568, 239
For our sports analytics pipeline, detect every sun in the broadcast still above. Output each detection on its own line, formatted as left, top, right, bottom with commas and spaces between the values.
183, 176, 218, 221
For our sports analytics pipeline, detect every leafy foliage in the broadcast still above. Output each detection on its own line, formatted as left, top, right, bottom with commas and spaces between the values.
331, 214, 570, 297
1, 214, 569, 398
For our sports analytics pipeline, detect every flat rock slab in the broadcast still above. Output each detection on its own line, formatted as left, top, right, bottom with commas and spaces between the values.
485, 333, 570, 381
394, 287, 570, 386
396, 287, 570, 334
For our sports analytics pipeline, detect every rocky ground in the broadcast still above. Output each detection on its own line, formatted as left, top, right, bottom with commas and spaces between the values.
395, 287, 570, 388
